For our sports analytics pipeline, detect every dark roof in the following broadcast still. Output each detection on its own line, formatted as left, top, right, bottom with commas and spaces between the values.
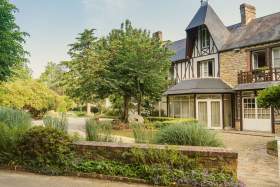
168, 39, 186, 62
186, 3, 230, 50
222, 12, 280, 50
234, 81, 280, 91
165, 78, 233, 95
168, 4, 280, 62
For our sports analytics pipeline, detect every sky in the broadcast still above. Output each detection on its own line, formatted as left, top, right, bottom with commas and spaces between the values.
11, 0, 280, 78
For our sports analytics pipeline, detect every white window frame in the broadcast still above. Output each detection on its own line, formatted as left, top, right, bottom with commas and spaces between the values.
272, 47, 280, 68
243, 97, 271, 120
198, 59, 214, 78
200, 27, 210, 49
252, 50, 267, 70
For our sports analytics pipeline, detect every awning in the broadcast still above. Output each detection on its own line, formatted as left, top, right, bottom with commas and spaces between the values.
165, 78, 233, 95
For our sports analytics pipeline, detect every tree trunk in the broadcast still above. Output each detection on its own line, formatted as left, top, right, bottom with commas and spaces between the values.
137, 95, 142, 115
123, 95, 130, 123
86, 103, 91, 115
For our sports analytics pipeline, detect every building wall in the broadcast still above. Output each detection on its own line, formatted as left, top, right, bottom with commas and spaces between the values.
220, 41, 280, 87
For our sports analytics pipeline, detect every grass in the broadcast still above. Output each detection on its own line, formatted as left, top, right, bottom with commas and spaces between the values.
112, 129, 134, 138
85, 118, 114, 142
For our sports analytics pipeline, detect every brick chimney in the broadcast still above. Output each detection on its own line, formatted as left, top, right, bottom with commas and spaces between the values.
240, 3, 256, 25
153, 31, 163, 41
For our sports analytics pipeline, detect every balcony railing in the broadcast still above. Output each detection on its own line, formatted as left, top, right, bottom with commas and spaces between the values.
238, 67, 280, 84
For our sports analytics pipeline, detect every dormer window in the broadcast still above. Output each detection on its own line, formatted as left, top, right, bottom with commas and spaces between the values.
200, 27, 210, 49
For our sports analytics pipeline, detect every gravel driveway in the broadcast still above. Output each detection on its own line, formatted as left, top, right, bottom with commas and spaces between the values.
219, 132, 279, 187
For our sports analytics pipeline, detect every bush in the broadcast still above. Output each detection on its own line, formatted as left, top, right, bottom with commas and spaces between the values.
155, 123, 223, 147
267, 140, 278, 156
43, 113, 68, 132
153, 118, 197, 129
18, 126, 73, 175
85, 118, 114, 142
0, 107, 31, 164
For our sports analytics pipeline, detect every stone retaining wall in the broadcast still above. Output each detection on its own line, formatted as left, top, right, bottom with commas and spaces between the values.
73, 141, 238, 175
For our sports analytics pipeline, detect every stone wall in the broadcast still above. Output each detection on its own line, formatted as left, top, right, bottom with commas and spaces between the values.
220, 41, 280, 87
73, 141, 238, 175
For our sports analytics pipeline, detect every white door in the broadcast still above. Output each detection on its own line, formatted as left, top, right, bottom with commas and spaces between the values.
243, 97, 271, 132
197, 99, 222, 129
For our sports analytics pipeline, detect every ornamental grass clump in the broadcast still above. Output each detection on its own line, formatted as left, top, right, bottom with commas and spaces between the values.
0, 107, 31, 164
43, 113, 68, 132
155, 123, 223, 147
85, 118, 114, 142
130, 123, 154, 143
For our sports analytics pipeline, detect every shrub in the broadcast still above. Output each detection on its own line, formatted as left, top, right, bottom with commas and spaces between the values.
155, 123, 223, 147
0, 107, 31, 129
18, 126, 73, 175
85, 118, 114, 142
267, 140, 278, 156
153, 118, 197, 129
43, 113, 68, 132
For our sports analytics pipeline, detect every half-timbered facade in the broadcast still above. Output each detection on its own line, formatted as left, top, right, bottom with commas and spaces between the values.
165, 2, 280, 133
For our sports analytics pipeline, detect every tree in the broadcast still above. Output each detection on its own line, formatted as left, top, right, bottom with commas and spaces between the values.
257, 85, 280, 114
39, 61, 64, 94
0, 0, 29, 81
61, 29, 105, 103
0, 80, 74, 118
95, 20, 173, 121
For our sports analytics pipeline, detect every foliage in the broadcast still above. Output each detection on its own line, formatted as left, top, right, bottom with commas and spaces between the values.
267, 140, 278, 156
43, 113, 68, 132
0, 107, 31, 164
0, 107, 31, 128
0, 79, 73, 118
85, 118, 114, 142
18, 126, 73, 175
39, 61, 65, 94
153, 118, 197, 129
257, 85, 280, 113
0, 0, 29, 81
74, 160, 239, 186
155, 123, 223, 147
130, 123, 155, 143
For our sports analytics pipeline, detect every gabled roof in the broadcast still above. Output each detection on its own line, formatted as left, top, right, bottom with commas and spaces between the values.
164, 78, 233, 95
222, 12, 280, 51
186, 2, 230, 50
168, 39, 186, 62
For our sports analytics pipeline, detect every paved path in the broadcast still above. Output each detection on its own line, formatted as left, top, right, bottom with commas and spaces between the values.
0, 170, 152, 187
219, 133, 279, 187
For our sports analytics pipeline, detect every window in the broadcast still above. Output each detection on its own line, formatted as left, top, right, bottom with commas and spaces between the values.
169, 95, 194, 118
198, 60, 214, 78
252, 50, 267, 70
243, 98, 270, 119
200, 27, 210, 49
272, 47, 280, 68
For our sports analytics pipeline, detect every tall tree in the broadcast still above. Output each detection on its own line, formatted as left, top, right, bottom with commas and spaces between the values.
61, 29, 105, 104
39, 61, 64, 94
0, 0, 28, 81
96, 20, 173, 121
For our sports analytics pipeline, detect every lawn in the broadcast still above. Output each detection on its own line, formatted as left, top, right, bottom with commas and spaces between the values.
112, 129, 134, 138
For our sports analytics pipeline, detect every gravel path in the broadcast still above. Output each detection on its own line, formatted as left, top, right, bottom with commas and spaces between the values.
219, 133, 279, 187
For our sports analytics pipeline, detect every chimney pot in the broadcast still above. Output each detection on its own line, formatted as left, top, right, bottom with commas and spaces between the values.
153, 31, 163, 41
240, 3, 256, 25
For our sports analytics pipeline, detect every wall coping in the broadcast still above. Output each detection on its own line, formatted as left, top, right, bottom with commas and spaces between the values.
74, 141, 238, 159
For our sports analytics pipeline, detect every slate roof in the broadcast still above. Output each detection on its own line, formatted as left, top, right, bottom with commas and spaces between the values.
164, 78, 233, 95
234, 81, 280, 91
186, 2, 230, 51
169, 3, 280, 62
168, 39, 186, 62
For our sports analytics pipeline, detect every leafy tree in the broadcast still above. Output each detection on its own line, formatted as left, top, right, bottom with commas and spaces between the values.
0, 0, 29, 81
96, 20, 173, 121
61, 29, 105, 104
39, 61, 64, 94
257, 85, 280, 114
0, 80, 74, 118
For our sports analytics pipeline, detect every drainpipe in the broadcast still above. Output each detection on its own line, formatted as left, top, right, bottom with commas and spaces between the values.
277, 136, 280, 177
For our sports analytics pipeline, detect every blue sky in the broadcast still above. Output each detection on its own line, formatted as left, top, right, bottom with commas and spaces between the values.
11, 0, 280, 78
